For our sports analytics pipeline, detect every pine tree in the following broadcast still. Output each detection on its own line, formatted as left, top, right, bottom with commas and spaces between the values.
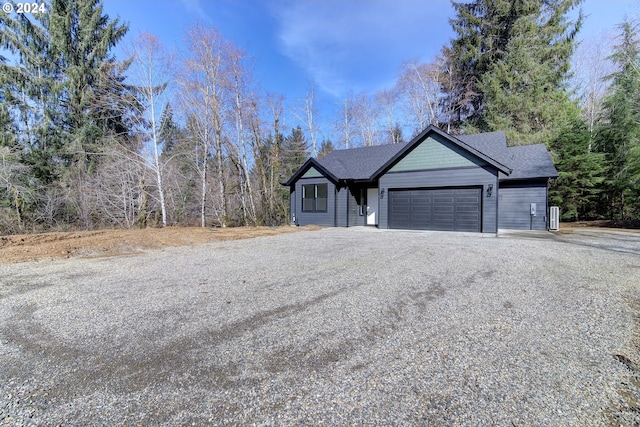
318, 139, 334, 159
283, 126, 309, 179
595, 20, 640, 220
549, 114, 606, 220
159, 103, 178, 156
48, 0, 128, 159
0, 0, 129, 229
443, 0, 582, 140
480, 0, 581, 144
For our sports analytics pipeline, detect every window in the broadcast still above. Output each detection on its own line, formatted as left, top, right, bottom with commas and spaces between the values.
302, 183, 328, 212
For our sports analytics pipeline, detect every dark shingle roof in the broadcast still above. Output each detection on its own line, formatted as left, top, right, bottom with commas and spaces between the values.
459, 131, 557, 180
318, 143, 405, 180
295, 128, 557, 184
500, 145, 558, 180
457, 131, 510, 165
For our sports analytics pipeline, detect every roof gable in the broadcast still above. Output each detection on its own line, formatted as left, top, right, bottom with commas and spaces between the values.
388, 133, 486, 173
281, 158, 339, 186
372, 125, 512, 178
301, 166, 323, 178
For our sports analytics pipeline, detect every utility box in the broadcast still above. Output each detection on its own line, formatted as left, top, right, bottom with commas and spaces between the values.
549, 206, 559, 231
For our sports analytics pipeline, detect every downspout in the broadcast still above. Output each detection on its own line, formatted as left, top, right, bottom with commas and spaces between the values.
345, 183, 349, 227
334, 185, 337, 227
546, 179, 550, 231
495, 177, 499, 233
292, 185, 297, 226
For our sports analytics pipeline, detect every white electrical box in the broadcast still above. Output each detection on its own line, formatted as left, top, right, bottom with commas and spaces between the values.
549, 206, 559, 231
530, 203, 537, 216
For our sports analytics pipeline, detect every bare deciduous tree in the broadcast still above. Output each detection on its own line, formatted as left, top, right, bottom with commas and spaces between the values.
227, 45, 258, 225
398, 60, 444, 135
0, 146, 32, 232
336, 95, 354, 149
179, 24, 229, 227
571, 34, 615, 138
375, 88, 400, 143
126, 32, 175, 227
350, 92, 379, 147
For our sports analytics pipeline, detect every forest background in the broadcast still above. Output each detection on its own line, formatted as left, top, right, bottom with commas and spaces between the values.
1, 0, 639, 233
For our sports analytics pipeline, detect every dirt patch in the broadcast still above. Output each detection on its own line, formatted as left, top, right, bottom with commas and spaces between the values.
561, 220, 640, 232
0, 225, 320, 263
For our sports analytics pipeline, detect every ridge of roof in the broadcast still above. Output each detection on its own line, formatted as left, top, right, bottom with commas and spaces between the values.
284, 127, 557, 185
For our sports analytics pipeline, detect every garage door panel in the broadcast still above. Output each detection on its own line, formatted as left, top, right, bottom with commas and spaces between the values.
392, 205, 410, 213
433, 205, 454, 213
389, 187, 481, 232
457, 197, 479, 204
456, 205, 479, 212
433, 196, 454, 203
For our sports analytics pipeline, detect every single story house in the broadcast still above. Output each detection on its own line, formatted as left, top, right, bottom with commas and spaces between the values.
282, 125, 558, 232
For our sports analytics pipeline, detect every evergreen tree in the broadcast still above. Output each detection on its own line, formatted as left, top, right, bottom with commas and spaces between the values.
0, 0, 129, 229
481, 0, 581, 144
48, 0, 128, 158
595, 20, 640, 220
443, 0, 582, 139
283, 126, 309, 179
549, 114, 606, 220
159, 103, 179, 155
318, 139, 334, 159
0, 10, 59, 180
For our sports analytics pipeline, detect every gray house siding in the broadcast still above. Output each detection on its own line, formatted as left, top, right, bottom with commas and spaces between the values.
378, 166, 500, 232
335, 186, 347, 227
293, 177, 336, 226
498, 181, 548, 230
348, 185, 365, 227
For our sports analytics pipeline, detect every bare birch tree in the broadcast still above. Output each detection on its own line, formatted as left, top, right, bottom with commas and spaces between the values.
126, 33, 174, 227
227, 46, 258, 225
397, 61, 443, 135
336, 96, 354, 149
571, 34, 615, 137
350, 92, 379, 146
375, 88, 400, 143
180, 24, 229, 227
294, 82, 320, 157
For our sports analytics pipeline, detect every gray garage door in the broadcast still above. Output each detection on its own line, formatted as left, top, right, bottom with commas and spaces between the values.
389, 187, 481, 232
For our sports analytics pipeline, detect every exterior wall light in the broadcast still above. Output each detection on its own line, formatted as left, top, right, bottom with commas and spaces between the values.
380, 188, 385, 199
486, 184, 493, 197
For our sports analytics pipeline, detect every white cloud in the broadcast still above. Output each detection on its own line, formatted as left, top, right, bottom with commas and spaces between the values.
180, 0, 214, 24
269, 0, 453, 98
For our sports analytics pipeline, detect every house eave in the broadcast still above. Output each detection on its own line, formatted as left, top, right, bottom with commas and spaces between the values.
282, 158, 340, 186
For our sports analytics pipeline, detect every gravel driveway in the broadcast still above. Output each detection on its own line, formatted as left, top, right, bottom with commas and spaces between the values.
1, 227, 639, 426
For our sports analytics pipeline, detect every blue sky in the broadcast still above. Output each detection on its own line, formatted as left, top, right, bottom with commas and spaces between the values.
102, 0, 639, 130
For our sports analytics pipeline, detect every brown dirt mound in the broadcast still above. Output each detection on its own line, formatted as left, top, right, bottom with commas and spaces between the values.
0, 226, 320, 263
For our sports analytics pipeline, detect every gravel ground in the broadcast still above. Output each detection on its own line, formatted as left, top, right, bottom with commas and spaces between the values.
1, 227, 639, 426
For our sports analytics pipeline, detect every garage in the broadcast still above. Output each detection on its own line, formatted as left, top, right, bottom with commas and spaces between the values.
388, 187, 482, 232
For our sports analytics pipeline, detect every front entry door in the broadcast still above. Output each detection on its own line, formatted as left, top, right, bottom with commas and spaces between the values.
366, 188, 379, 225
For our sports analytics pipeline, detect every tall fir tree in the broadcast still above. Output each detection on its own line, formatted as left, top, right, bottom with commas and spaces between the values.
0, 0, 129, 229
283, 126, 309, 180
549, 112, 606, 220
595, 20, 640, 220
48, 0, 128, 160
442, 0, 582, 141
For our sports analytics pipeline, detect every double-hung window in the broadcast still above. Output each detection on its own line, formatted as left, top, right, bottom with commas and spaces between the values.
302, 183, 328, 212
